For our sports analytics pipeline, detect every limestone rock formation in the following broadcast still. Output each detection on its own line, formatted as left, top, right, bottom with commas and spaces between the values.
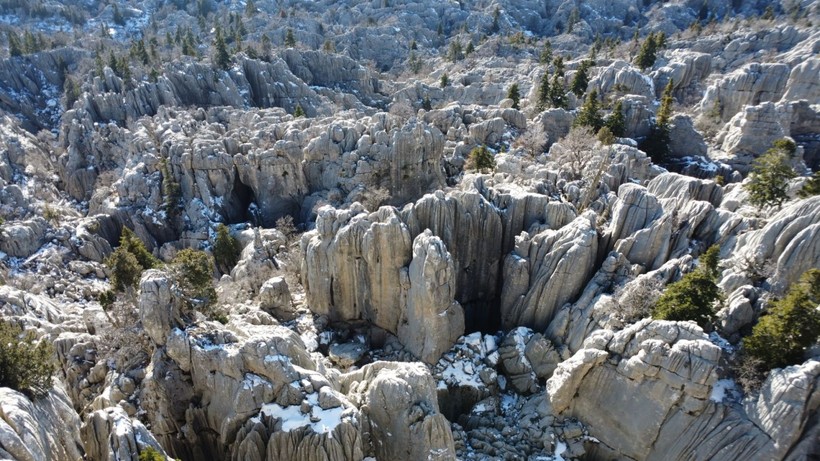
699, 62, 790, 122
82, 406, 169, 461
500, 212, 599, 331
0, 384, 84, 461
398, 230, 464, 364
341, 362, 457, 461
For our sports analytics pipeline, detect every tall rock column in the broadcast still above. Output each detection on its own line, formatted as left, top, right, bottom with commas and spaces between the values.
399, 230, 464, 364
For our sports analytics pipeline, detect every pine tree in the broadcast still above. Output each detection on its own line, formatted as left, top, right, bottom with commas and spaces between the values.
605, 100, 626, 137
491, 7, 500, 34
635, 32, 658, 71
570, 60, 592, 97
440, 72, 449, 88
574, 90, 604, 131
285, 28, 296, 47
553, 55, 565, 76
652, 245, 722, 329
744, 139, 797, 209
549, 74, 566, 109
640, 79, 674, 164
7, 31, 22, 57
539, 41, 553, 64
507, 83, 520, 110
536, 69, 551, 112
466, 145, 495, 172
465, 41, 474, 56
742, 269, 820, 377
213, 26, 230, 70
448, 41, 463, 61
63, 77, 80, 109
656, 79, 674, 127
213, 223, 241, 274
422, 95, 432, 111
293, 104, 305, 117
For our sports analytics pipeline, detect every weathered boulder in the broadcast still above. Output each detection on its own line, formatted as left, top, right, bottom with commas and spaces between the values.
0, 217, 47, 258
258, 277, 294, 319
589, 60, 654, 100
82, 406, 168, 461
498, 327, 561, 395
667, 114, 707, 158
715, 102, 791, 172
780, 57, 820, 103
0, 384, 84, 461
229, 387, 363, 461
548, 320, 722, 460
341, 362, 456, 461
500, 212, 599, 331
726, 196, 820, 294
398, 230, 464, 364
138, 270, 182, 346
699, 62, 791, 122
652, 50, 711, 99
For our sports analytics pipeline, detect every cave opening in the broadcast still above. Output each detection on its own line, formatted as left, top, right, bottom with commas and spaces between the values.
224, 171, 256, 224
463, 298, 502, 335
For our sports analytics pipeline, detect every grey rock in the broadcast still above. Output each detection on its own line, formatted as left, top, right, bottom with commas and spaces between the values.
398, 230, 464, 364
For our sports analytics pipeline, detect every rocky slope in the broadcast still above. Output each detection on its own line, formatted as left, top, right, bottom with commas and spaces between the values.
0, 0, 819, 460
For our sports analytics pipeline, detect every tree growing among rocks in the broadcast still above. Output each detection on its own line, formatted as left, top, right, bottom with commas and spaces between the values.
573, 90, 604, 132
0, 321, 55, 397
640, 79, 674, 164
739, 269, 820, 390
213, 224, 241, 274
605, 100, 626, 137
466, 145, 495, 173
744, 139, 797, 209
172, 248, 217, 311
652, 245, 722, 329
507, 83, 520, 110
570, 60, 593, 97
213, 25, 230, 70
535, 69, 551, 112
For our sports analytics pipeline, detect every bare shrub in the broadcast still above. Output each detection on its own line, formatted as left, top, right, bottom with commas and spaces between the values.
612, 276, 665, 323
515, 123, 548, 157
549, 126, 600, 180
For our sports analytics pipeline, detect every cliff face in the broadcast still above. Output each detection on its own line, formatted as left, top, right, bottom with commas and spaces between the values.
1, 0, 819, 460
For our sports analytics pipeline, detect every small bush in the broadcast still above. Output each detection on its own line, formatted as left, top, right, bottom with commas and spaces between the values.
138, 447, 165, 461
652, 245, 722, 329
119, 228, 159, 271
465, 146, 496, 173
744, 139, 797, 209
213, 224, 241, 274
740, 269, 820, 385
106, 247, 143, 292
172, 249, 216, 310
0, 321, 55, 397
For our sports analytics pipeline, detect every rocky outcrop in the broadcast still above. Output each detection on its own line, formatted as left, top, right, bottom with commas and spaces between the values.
780, 58, 820, 102
652, 50, 711, 99
548, 320, 720, 459
398, 230, 464, 364
81, 406, 169, 461
498, 327, 561, 395
714, 101, 792, 172
667, 114, 707, 158
589, 60, 654, 100
0, 217, 47, 257
340, 362, 457, 461
0, 384, 84, 461
500, 212, 599, 331
700, 62, 790, 122
725, 196, 820, 294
